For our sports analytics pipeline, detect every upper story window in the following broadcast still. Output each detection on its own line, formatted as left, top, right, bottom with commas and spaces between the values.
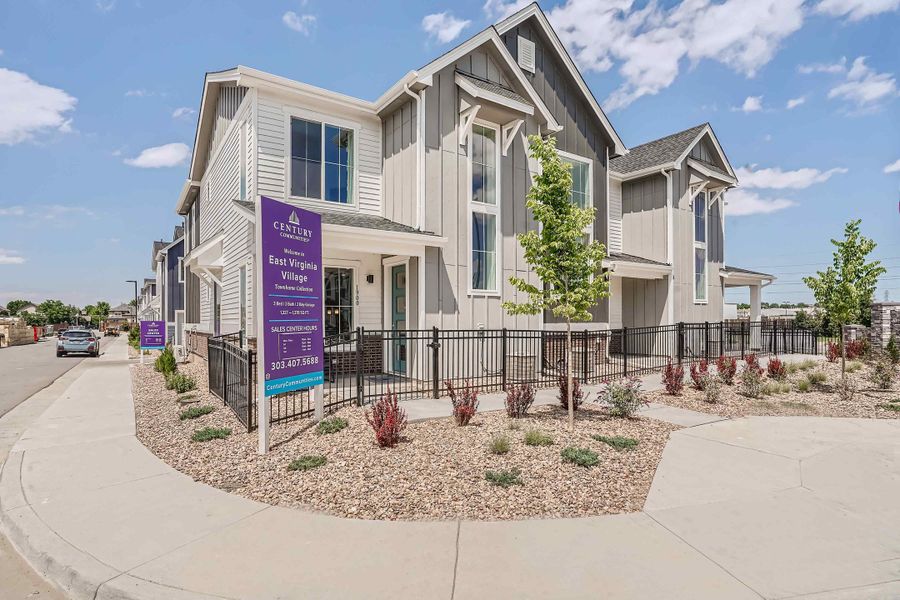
470, 123, 500, 293
290, 117, 354, 205
694, 191, 708, 303
559, 151, 594, 241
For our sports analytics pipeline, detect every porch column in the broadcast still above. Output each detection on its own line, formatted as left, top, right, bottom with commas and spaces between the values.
749, 284, 762, 350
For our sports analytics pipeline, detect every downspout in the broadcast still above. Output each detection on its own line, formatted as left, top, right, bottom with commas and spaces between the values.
661, 168, 675, 325
402, 84, 425, 232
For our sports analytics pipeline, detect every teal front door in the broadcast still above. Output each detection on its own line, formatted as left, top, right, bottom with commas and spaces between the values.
390, 264, 407, 373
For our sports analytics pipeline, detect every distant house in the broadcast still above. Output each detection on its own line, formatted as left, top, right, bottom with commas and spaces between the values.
105, 303, 135, 328
136, 225, 185, 344
172, 3, 775, 348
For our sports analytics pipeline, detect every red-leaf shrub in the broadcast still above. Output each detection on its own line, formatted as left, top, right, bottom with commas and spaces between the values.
826, 341, 840, 362
662, 358, 684, 395
445, 380, 479, 426
557, 375, 584, 411
505, 383, 535, 418
365, 389, 407, 448
716, 355, 737, 384
767, 357, 786, 381
690, 359, 709, 390
845, 339, 868, 360
744, 353, 764, 376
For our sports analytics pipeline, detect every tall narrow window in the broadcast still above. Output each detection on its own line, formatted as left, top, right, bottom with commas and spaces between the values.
560, 152, 593, 241
324, 125, 354, 203
470, 123, 499, 292
290, 117, 354, 204
694, 191, 708, 303
324, 267, 353, 338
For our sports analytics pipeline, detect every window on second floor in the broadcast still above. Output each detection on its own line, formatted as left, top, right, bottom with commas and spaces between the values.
470, 123, 500, 293
290, 117, 354, 205
694, 191, 708, 303
559, 151, 594, 241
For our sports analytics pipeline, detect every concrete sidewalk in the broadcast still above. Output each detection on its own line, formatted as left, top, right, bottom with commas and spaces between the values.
2, 343, 899, 599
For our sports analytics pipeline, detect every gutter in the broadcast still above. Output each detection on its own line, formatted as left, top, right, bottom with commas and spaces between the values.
402, 84, 426, 231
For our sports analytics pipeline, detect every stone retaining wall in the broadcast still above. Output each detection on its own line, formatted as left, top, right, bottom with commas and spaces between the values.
0, 319, 35, 347
869, 302, 900, 349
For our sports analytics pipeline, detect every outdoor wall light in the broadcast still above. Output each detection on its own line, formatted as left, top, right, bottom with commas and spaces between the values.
366, 274, 374, 284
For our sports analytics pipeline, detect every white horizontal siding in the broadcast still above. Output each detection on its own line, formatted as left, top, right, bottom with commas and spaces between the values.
608, 178, 623, 254
323, 249, 383, 330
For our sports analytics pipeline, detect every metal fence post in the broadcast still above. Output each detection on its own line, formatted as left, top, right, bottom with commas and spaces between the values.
676, 322, 684, 364
246, 349, 254, 432
704, 321, 710, 361
221, 339, 227, 406
355, 327, 364, 405
581, 330, 589, 382
740, 321, 746, 359
772, 319, 778, 355
622, 326, 629, 377
719, 321, 724, 359
431, 326, 440, 399
500, 328, 508, 391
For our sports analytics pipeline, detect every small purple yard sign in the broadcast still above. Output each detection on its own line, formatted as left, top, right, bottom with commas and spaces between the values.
259, 196, 324, 397
140, 320, 165, 350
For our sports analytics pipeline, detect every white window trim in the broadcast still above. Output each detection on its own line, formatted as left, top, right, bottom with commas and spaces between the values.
323, 262, 358, 337
557, 149, 594, 241
284, 106, 361, 211
467, 119, 502, 296
693, 190, 708, 305
177, 257, 185, 283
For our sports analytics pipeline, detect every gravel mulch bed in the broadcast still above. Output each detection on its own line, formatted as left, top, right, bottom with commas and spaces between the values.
132, 359, 679, 521
651, 359, 900, 419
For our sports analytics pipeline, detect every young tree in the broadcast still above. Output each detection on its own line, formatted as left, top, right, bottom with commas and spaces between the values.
502, 135, 609, 430
5, 299, 33, 315
803, 220, 885, 375
37, 299, 74, 324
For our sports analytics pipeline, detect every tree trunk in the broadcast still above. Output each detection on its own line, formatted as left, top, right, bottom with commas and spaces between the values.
566, 319, 574, 431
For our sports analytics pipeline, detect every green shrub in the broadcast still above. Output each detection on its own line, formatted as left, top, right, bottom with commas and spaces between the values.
561, 446, 599, 467
795, 379, 812, 393
154, 347, 177, 374
807, 371, 827, 385
877, 403, 900, 412
167, 372, 196, 393
488, 435, 511, 455
762, 382, 791, 396
868, 353, 897, 390
179, 405, 214, 420
799, 359, 817, 371
507, 420, 522, 431
702, 374, 723, 403
191, 427, 231, 442
740, 365, 765, 399
485, 468, 522, 488
523, 429, 554, 446
288, 455, 327, 471
592, 434, 638, 450
846, 361, 862, 373
886, 335, 900, 365
597, 376, 646, 417
316, 417, 348, 435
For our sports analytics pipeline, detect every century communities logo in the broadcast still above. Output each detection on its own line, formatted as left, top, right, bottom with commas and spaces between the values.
274, 210, 313, 242
289, 210, 300, 225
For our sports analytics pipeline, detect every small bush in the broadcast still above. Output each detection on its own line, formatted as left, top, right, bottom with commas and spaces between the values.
592, 434, 638, 450
744, 353, 763, 374
868, 353, 896, 390
316, 416, 349, 435
597, 376, 646, 417
826, 341, 841, 363
445, 380, 479, 426
846, 361, 862, 373
846, 339, 869, 360
799, 359, 817, 371
762, 382, 791, 396
662, 358, 684, 395
767, 357, 787, 381
154, 347, 177, 375
886, 335, 900, 365
488, 435, 511, 455
877, 403, 900, 412
179, 405, 214, 420
702, 374, 723, 403
288, 455, 327, 471
836, 377, 857, 402
485, 468, 522, 488
716, 355, 737, 384
167, 372, 197, 393
807, 371, 827, 385
740, 364, 765, 399
365, 389, 407, 448
795, 379, 812, 393
557, 375, 584, 411
523, 429, 554, 446
191, 427, 231, 442
690, 359, 709, 390
507, 420, 522, 431
561, 446, 599, 467
504, 383, 535, 418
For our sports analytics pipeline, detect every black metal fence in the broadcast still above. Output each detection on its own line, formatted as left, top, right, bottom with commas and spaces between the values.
208, 320, 819, 431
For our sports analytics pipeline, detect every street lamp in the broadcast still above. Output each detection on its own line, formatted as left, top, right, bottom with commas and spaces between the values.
126, 280, 138, 327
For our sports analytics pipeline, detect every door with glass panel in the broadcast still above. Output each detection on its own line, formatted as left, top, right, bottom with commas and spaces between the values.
390, 264, 407, 373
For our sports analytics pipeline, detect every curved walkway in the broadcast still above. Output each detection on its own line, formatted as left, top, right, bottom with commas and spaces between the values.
1, 338, 899, 599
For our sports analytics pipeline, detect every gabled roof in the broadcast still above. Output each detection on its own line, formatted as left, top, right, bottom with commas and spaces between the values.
455, 70, 531, 107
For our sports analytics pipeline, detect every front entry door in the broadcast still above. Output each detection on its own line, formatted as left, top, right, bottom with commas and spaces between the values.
390, 264, 407, 373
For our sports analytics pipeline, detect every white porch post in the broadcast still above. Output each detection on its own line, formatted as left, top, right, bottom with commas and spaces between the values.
749, 284, 761, 351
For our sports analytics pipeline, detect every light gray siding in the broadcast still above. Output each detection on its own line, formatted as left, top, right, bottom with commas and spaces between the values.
621, 278, 667, 328
621, 175, 667, 263
382, 99, 418, 228
608, 179, 623, 253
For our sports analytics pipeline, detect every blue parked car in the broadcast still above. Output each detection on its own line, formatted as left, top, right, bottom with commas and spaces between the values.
57, 329, 99, 358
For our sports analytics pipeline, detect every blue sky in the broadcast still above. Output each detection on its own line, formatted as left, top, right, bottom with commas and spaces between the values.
0, 0, 898, 308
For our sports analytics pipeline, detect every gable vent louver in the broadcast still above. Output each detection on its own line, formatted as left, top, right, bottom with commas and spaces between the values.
517, 36, 535, 74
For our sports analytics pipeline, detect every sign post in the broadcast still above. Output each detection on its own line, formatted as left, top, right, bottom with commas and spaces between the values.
139, 320, 165, 365
255, 196, 324, 454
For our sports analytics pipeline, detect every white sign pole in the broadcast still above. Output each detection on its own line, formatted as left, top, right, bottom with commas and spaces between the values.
255, 199, 270, 454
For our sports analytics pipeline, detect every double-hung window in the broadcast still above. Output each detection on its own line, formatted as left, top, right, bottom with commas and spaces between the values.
290, 117, 354, 204
324, 267, 354, 338
559, 151, 593, 241
470, 123, 499, 293
694, 191, 708, 303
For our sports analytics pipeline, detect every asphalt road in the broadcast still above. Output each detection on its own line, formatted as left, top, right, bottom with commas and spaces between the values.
0, 334, 104, 419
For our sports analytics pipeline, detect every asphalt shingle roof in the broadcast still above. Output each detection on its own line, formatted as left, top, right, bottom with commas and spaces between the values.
724, 265, 774, 278
455, 70, 532, 107
610, 123, 708, 175
607, 252, 670, 267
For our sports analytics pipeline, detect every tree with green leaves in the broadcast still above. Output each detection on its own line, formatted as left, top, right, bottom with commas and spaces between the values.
5, 299, 33, 315
36, 299, 75, 324
502, 135, 609, 430
803, 219, 885, 375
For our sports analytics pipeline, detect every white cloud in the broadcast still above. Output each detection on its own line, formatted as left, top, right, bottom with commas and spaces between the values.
0, 68, 77, 145
483, 0, 531, 20
172, 107, 195, 119
95, 0, 116, 12
827, 56, 898, 109
125, 89, 148, 97
124, 142, 191, 168
422, 12, 471, 44
0, 248, 25, 265
0, 206, 25, 216
736, 95, 763, 112
786, 96, 806, 109
736, 165, 848, 189
545, 0, 806, 111
0, 204, 95, 222
282, 11, 316, 35
885, 159, 900, 174
815, 0, 900, 21
726, 189, 796, 216
798, 57, 847, 74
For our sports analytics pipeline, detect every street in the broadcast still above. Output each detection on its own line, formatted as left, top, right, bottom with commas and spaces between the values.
0, 334, 102, 419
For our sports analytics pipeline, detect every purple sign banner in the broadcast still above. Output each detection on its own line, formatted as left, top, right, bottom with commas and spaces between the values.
140, 320, 166, 350
259, 196, 324, 397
